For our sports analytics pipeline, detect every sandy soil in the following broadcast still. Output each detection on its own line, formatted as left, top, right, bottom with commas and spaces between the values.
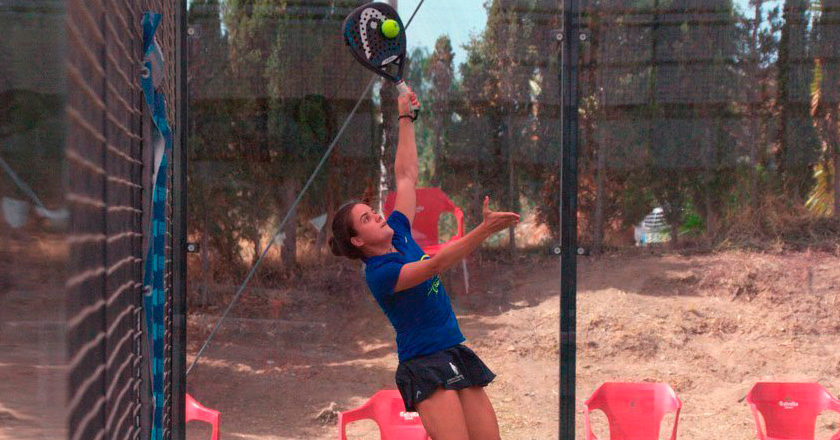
184, 248, 840, 440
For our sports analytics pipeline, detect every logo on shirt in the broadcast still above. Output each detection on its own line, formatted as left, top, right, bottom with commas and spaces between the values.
419, 254, 442, 296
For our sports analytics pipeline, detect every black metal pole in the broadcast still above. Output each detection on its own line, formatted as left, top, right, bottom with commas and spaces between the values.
171, 0, 189, 438
559, 0, 580, 438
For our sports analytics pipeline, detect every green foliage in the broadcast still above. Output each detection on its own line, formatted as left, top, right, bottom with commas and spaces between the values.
680, 205, 706, 237
806, 161, 835, 217
188, 0, 380, 274
186, 0, 840, 287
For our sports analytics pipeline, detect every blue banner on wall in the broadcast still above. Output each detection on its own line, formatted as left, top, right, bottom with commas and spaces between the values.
141, 12, 172, 440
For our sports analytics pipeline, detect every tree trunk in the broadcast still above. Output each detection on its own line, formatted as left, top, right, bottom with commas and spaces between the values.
705, 189, 716, 241
315, 184, 333, 261
749, 1, 763, 210
200, 194, 210, 307
702, 122, 717, 240
749, 116, 760, 209
281, 179, 297, 270
473, 175, 483, 261
593, 134, 606, 255
431, 112, 445, 187
670, 219, 680, 249
834, 144, 840, 219
316, 210, 331, 262
589, 11, 604, 255
665, 190, 683, 251
251, 201, 262, 267
507, 114, 517, 258
777, 0, 792, 194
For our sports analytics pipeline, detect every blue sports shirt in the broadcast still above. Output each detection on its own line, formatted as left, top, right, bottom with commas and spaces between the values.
364, 210, 465, 361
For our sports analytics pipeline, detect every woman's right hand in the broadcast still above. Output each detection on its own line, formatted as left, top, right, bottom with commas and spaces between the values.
480, 196, 520, 234
398, 90, 420, 117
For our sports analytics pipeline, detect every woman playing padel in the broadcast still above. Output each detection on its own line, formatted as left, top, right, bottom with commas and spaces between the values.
329, 89, 519, 440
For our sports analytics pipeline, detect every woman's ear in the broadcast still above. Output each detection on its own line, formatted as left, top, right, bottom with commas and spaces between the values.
350, 236, 365, 249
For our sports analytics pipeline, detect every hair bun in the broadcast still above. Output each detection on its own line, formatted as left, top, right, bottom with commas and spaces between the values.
328, 237, 343, 257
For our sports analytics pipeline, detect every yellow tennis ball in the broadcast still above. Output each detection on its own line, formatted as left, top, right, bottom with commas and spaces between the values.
382, 19, 400, 39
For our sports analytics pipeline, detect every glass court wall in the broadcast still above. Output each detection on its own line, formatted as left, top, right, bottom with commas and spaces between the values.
576, 0, 840, 439
2, 1, 182, 439
185, 0, 563, 438
0, 2, 68, 438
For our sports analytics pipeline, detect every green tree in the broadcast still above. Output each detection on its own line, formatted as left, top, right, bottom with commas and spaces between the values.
777, 0, 821, 202
426, 37, 455, 187
456, 0, 538, 255
645, 0, 739, 246
188, 0, 234, 303
738, 0, 782, 209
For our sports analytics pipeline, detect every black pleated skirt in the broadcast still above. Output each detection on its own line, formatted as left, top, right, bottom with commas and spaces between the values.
395, 343, 496, 412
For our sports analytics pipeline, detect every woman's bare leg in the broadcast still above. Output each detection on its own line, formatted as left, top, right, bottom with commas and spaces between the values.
415, 387, 470, 440
457, 386, 501, 440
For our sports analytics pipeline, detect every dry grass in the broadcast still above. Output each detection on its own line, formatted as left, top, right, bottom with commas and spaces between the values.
720, 196, 840, 252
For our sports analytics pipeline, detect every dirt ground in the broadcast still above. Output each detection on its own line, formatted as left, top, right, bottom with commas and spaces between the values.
0, 231, 67, 440
184, 247, 840, 440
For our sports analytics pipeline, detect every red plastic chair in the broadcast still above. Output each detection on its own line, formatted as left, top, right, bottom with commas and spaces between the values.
337, 389, 429, 440
186, 393, 220, 440
384, 188, 470, 293
746, 382, 840, 440
584, 382, 682, 440
383, 188, 465, 257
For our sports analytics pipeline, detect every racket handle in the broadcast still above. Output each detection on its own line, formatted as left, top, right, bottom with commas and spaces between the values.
396, 80, 411, 95
396, 80, 421, 114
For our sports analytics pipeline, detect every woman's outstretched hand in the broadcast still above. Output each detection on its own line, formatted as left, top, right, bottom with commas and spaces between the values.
398, 90, 420, 117
480, 196, 520, 234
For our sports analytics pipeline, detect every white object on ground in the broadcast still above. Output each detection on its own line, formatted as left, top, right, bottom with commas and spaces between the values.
309, 213, 327, 232
2, 197, 30, 229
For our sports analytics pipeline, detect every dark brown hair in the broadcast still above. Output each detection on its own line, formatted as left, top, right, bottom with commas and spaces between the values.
328, 201, 365, 260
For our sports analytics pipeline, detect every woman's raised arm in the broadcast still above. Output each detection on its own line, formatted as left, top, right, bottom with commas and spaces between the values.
393, 91, 420, 224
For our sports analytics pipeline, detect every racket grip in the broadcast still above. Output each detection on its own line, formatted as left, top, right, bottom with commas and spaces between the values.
396, 80, 421, 113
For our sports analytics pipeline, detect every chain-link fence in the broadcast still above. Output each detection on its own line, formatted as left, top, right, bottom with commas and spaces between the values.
65, 0, 181, 438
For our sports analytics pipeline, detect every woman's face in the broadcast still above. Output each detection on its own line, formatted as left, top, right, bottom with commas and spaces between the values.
349, 203, 394, 251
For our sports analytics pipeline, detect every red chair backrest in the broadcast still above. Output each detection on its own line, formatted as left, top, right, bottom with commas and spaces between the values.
746, 382, 840, 440
371, 390, 423, 427
383, 188, 462, 249
185, 393, 220, 440
364, 390, 427, 440
585, 382, 682, 440
338, 389, 428, 440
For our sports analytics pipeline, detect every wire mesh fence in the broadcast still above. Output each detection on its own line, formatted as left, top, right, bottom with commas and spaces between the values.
64, 0, 179, 438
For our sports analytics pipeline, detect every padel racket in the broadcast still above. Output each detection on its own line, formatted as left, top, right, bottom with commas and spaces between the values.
343, 2, 421, 117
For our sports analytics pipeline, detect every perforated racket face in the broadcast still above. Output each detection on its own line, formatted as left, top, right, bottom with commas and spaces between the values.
343, 2, 407, 83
